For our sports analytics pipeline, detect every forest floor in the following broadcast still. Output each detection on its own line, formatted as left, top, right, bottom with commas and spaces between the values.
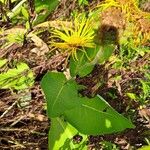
0, 0, 150, 150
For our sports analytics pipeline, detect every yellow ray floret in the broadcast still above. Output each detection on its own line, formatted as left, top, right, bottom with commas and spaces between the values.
50, 15, 96, 61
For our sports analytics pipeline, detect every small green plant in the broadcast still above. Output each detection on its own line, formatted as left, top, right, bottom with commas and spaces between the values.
127, 73, 150, 105
41, 14, 135, 149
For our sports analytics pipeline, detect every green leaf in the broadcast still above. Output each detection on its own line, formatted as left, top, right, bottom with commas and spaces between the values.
69, 52, 94, 77
138, 146, 150, 150
7, 0, 26, 19
35, 0, 58, 13
25, 21, 30, 30
98, 44, 115, 64
69, 46, 99, 77
0, 62, 34, 90
141, 80, 150, 96
49, 118, 87, 150
49, 118, 77, 150
41, 72, 134, 135
78, 0, 88, 6
126, 93, 137, 100
41, 72, 81, 117
21, 6, 29, 20
33, 0, 59, 25
64, 95, 135, 135
0, 59, 7, 68
69, 44, 114, 77
6, 30, 25, 44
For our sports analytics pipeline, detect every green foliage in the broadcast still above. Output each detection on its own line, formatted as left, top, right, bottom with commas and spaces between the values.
140, 73, 150, 98
78, 0, 88, 6
0, 59, 7, 68
33, 0, 59, 25
138, 74, 150, 104
126, 73, 150, 105
64, 95, 134, 135
6, 30, 25, 44
69, 46, 99, 77
41, 72, 134, 148
21, 6, 30, 29
7, 0, 27, 19
41, 72, 81, 117
21, 6, 29, 20
49, 117, 77, 150
98, 45, 115, 63
49, 117, 87, 150
1, 0, 59, 28
100, 141, 119, 150
138, 145, 150, 150
69, 51, 94, 77
0, 62, 34, 90
0, 0, 31, 28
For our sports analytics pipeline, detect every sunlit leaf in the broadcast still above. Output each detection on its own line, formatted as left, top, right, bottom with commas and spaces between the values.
64, 95, 135, 135
49, 117, 87, 150
138, 146, 150, 150
41, 72, 135, 135
0, 59, 7, 68
0, 62, 34, 90
7, 0, 26, 19
21, 6, 29, 20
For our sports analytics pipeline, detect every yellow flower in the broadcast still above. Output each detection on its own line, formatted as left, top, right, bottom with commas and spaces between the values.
50, 14, 96, 60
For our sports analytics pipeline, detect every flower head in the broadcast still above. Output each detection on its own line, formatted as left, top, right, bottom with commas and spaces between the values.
50, 14, 96, 60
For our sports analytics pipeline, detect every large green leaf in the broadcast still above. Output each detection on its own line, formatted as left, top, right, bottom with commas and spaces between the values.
49, 118, 87, 150
33, 0, 59, 25
41, 72, 81, 117
64, 95, 135, 135
69, 46, 99, 77
41, 72, 135, 135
